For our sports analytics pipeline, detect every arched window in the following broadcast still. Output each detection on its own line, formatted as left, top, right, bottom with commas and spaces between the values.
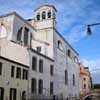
65, 70, 68, 85
68, 49, 71, 57
74, 56, 78, 63
73, 74, 75, 86
17, 27, 23, 42
22, 91, 26, 100
58, 40, 60, 48
58, 40, 63, 50
37, 13, 40, 20
84, 84, 86, 89
48, 11, 51, 18
42, 11, 46, 19
24, 27, 29, 46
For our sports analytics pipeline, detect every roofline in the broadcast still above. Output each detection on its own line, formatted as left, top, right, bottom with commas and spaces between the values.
34, 4, 57, 12
55, 29, 79, 56
27, 48, 54, 62
0, 56, 29, 68
0, 12, 16, 18
0, 12, 37, 31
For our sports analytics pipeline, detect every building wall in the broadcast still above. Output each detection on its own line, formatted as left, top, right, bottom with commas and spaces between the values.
28, 49, 54, 97
0, 39, 29, 66
0, 4, 80, 100
79, 64, 91, 95
53, 30, 80, 99
27, 5, 80, 99
0, 15, 14, 40
0, 57, 28, 100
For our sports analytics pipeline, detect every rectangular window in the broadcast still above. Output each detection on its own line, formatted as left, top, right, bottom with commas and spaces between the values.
65, 70, 68, 85
0, 62, 2, 75
16, 67, 21, 79
32, 57, 37, 71
73, 74, 75, 86
50, 82, 53, 95
10, 88, 17, 100
31, 78, 37, 94
23, 69, 28, 80
38, 79, 43, 94
11, 66, 15, 78
50, 65, 54, 76
39, 59, 43, 73
0, 87, 4, 100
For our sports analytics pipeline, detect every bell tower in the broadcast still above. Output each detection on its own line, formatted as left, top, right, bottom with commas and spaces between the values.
34, 4, 57, 29
32, 4, 57, 58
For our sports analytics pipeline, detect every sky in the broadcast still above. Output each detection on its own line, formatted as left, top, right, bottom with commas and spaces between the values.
0, 0, 100, 83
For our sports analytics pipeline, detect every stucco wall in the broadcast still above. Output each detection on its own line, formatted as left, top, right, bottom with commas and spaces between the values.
28, 49, 54, 96
0, 57, 28, 100
53, 30, 80, 99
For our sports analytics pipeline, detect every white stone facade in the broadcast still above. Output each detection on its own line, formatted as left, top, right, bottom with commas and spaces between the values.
0, 4, 80, 100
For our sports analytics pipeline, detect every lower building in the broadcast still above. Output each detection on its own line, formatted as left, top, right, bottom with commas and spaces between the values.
0, 39, 54, 100
0, 56, 29, 100
27, 48, 54, 99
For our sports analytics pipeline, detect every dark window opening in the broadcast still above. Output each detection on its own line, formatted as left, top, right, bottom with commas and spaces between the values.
58, 40, 63, 50
16, 67, 21, 79
22, 91, 26, 100
10, 88, 17, 100
32, 57, 37, 71
42, 11, 46, 19
11, 66, 15, 78
23, 69, 28, 80
50, 82, 53, 95
48, 11, 51, 18
68, 49, 71, 57
73, 74, 75, 86
65, 70, 68, 85
37, 46, 41, 53
84, 84, 86, 89
84, 78, 86, 81
0, 62, 2, 75
30, 33, 32, 48
58, 40, 61, 48
17, 27, 23, 42
39, 59, 43, 73
50, 65, 54, 76
38, 79, 43, 94
24, 27, 29, 46
0, 87, 4, 100
31, 78, 37, 94
37, 14, 40, 20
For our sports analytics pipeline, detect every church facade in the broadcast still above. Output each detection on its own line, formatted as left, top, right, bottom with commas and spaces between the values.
0, 4, 80, 100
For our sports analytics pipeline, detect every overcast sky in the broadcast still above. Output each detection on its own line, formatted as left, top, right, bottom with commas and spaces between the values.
0, 0, 100, 83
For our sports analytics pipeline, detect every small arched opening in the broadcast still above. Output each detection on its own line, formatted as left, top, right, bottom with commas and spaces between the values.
36, 13, 40, 20
17, 27, 23, 42
42, 11, 46, 19
68, 49, 71, 57
48, 11, 51, 18
22, 91, 26, 100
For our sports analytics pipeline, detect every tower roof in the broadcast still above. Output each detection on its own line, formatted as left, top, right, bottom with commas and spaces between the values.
34, 4, 57, 12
